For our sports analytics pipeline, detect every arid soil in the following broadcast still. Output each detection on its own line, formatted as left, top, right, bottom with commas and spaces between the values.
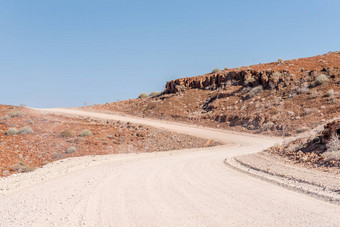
0, 105, 218, 177
85, 52, 340, 136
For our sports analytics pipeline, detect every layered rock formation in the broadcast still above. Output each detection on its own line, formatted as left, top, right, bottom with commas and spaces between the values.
163, 68, 339, 94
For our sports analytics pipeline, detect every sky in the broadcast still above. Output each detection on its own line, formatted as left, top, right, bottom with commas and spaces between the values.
0, 0, 339, 108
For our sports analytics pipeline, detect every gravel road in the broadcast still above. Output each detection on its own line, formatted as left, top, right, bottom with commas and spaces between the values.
0, 108, 339, 226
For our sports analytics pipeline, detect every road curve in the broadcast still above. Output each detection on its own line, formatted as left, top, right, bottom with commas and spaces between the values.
0, 108, 339, 226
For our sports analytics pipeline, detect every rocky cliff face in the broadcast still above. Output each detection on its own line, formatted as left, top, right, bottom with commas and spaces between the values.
163, 67, 339, 94
164, 70, 290, 93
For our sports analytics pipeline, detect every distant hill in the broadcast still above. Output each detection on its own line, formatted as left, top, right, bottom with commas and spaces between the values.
87, 51, 340, 136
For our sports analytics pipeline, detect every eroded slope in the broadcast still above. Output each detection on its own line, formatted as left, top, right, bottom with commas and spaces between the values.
86, 52, 340, 136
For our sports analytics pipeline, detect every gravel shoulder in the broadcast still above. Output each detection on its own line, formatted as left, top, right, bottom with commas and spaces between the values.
226, 152, 340, 204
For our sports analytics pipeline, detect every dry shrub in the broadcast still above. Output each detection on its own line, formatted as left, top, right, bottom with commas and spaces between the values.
149, 91, 161, 97
248, 86, 263, 98
1, 115, 10, 120
138, 93, 149, 99
52, 152, 65, 160
9, 162, 35, 173
6, 128, 18, 135
212, 68, 220, 73
66, 146, 77, 154
326, 89, 334, 97
18, 126, 34, 135
59, 129, 73, 138
314, 74, 329, 86
79, 129, 92, 137
323, 135, 340, 160
8, 111, 24, 118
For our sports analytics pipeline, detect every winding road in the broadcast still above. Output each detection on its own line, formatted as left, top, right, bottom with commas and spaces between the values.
0, 108, 339, 226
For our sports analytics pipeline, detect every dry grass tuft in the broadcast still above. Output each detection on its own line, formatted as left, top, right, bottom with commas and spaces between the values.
79, 129, 92, 137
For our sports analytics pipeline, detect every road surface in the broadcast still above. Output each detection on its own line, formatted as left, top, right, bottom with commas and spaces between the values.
0, 108, 339, 226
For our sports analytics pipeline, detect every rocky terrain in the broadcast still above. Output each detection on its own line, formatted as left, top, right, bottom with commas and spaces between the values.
268, 119, 340, 170
85, 52, 340, 137
0, 105, 219, 177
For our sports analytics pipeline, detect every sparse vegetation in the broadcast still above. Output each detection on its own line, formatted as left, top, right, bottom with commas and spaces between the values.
6, 128, 18, 135
326, 89, 334, 97
224, 67, 229, 70
248, 86, 263, 98
149, 91, 161, 97
326, 134, 340, 153
66, 146, 77, 154
59, 129, 73, 138
1, 115, 10, 120
138, 93, 149, 99
277, 58, 283, 62
21, 165, 35, 173
18, 126, 34, 135
314, 74, 329, 86
9, 162, 35, 173
79, 129, 92, 137
8, 111, 24, 118
323, 135, 340, 160
52, 152, 64, 160
297, 83, 309, 94
212, 68, 220, 73
26, 119, 34, 125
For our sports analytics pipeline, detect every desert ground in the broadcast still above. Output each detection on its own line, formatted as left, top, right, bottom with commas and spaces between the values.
0, 108, 339, 226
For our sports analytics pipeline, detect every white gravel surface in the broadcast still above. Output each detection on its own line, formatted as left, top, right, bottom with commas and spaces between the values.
0, 108, 339, 226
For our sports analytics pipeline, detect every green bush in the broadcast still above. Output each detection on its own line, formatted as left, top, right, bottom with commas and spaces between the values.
79, 129, 92, 137
138, 93, 149, 99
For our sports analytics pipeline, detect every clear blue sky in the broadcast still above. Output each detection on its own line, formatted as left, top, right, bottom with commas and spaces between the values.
1, 0, 339, 107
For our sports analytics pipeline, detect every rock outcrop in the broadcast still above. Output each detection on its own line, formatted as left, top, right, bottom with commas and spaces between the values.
322, 120, 340, 143
164, 70, 294, 94
163, 67, 339, 94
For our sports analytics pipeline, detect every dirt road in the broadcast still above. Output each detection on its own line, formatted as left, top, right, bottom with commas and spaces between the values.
0, 108, 339, 226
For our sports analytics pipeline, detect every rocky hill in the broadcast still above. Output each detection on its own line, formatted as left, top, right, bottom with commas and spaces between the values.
86, 52, 340, 136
